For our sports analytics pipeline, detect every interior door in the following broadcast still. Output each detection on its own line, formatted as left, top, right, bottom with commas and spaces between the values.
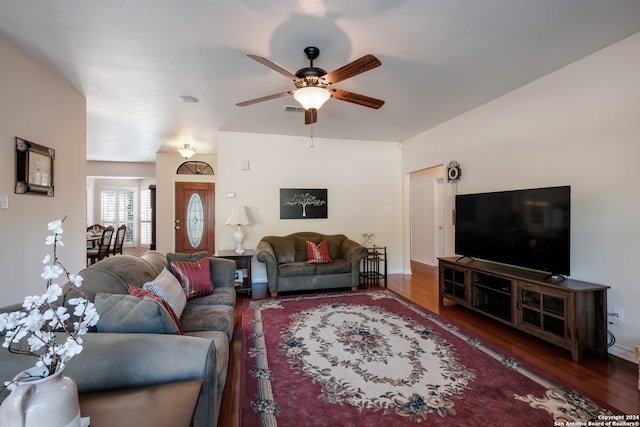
409, 165, 444, 266
175, 182, 215, 254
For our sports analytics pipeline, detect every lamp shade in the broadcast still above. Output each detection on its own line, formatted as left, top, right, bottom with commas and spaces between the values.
178, 143, 196, 159
225, 207, 250, 226
293, 87, 331, 110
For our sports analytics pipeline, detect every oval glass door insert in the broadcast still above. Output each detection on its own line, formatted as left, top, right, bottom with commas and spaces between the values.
187, 193, 204, 248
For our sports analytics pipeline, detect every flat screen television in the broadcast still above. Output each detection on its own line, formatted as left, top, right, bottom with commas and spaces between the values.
455, 185, 570, 275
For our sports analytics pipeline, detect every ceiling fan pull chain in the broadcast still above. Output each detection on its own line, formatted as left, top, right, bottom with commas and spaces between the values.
310, 124, 315, 148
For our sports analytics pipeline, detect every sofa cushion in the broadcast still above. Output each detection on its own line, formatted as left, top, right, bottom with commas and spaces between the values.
94, 293, 180, 335
166, 251, 208, 274
87, 255, 160, 288
128, 285, 184, 335
142, 268, 187, 318
325, 234, 346, 260
171, 257, 215, 300
305, 239, 332, 264
267, 236, 296, 264
185, 287, 235, 307
139, 251, 168, 275
180, 304, 234, 341
314, 259, 351, 275
278, 262, 316, 277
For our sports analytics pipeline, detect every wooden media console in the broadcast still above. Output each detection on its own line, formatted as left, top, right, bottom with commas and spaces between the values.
439, 257, 609, 362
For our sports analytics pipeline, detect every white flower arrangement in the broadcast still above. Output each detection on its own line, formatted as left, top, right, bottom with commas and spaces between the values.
0, 218, 99, 388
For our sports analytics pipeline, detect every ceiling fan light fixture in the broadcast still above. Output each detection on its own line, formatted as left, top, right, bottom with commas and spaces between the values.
178, 143, 196, 159
293, 86, 330, 110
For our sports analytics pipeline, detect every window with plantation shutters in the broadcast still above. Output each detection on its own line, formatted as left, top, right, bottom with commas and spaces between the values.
100, 187, 135, 246
140, 188, 151, 246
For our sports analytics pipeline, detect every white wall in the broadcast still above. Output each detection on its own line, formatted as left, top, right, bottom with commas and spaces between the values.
402, 33, 640, 362
0, 36, 86, 304
87, 161, 155, 178
217, 132, 403, 283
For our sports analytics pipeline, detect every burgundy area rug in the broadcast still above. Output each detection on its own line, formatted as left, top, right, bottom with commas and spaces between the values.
241, 290, 617, 426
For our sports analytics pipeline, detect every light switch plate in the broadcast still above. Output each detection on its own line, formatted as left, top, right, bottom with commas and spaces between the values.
0, 195, 8, 210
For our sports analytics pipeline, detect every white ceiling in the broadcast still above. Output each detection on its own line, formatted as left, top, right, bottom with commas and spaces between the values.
1, 0, 639, 163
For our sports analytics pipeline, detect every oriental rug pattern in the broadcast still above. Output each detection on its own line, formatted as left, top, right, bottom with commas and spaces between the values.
241, 290, 615, 426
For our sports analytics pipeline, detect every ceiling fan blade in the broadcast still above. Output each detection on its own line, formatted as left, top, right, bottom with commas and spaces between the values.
236, 91, 293, 107
329, 89, 385, 109
323, 54, 381, 85
304, 108, 318, 125
247, 54, 299, 81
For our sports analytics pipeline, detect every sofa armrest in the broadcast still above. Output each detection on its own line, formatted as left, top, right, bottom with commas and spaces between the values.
341, 239, 369, 287
256, 239, 279, 291
0, 333, 219, 426
66, 333, 215, 392
341, 238, 368, 263
209, 257, 236, 288
72, 333, 219, 427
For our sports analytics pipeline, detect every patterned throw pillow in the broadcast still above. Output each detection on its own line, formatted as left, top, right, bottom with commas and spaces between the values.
305, 239, 333, 264
142, 268, 187, 318
166, 251, 208, 274
128, 285, 184, 335
170, 256, 215, 299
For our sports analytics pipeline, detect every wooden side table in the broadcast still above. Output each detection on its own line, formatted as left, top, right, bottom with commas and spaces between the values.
214, 250, 253, 295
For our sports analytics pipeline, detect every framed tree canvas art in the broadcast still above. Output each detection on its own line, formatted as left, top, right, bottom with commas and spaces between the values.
280, 188, 327, 219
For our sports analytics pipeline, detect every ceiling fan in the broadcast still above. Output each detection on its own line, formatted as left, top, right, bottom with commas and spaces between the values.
236, 46, 384, 125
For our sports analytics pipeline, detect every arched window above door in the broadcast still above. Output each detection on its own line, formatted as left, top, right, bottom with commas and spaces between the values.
176, 161, 214, 175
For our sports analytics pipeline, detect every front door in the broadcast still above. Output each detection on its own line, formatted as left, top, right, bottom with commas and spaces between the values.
175, 182, 215, 254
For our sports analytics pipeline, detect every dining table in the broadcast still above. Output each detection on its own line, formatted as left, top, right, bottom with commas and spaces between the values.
86, 233, 102, 248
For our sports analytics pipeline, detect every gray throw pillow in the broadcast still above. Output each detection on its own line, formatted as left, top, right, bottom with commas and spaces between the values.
94, 293, 179, 334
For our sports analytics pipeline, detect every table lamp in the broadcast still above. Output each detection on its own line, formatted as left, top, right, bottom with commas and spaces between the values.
225, 207, 251, 254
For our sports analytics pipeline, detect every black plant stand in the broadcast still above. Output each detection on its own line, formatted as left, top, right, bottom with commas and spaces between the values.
360, 246, 387, 287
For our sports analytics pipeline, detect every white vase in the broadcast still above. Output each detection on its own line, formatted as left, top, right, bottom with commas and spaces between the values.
0, 366, 81, 427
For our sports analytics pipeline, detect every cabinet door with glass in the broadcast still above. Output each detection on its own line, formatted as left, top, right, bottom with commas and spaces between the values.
516, 282, 568, 343
440, 265, 469, 303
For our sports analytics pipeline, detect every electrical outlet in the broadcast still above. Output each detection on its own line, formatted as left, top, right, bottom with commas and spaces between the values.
608, 306, 623, 325
0, 195, 8, 210
609, 306, 625, 324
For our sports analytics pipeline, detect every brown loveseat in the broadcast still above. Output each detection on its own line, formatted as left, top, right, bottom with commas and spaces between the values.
256, 232, 368, 296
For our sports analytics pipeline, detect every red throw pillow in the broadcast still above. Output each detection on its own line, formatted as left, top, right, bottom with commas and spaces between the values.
127, 285, 184, 334
306, 239, 332, 264
170, 256, 215, 299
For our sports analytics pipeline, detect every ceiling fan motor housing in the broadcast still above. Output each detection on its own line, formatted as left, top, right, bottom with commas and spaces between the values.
296, 47, 327, 87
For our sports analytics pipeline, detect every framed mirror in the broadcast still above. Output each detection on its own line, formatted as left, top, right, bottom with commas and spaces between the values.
15, 137, 55, 197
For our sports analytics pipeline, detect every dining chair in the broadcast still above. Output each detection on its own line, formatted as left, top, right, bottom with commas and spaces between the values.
111, 224, 126, 256
87, 225, 114, 266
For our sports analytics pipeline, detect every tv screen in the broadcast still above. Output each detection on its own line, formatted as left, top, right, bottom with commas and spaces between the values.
455, 186, 570, 275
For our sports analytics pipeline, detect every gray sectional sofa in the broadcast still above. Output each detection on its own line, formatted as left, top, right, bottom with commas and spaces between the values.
0, 251, 235, 427
256, 232, 368, 296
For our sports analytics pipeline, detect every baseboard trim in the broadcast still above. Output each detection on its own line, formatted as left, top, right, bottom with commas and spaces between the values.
609, 344, 637, 364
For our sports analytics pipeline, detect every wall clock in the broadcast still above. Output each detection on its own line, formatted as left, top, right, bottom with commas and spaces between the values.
447, 161, 462, 183
15, 137, 55, 197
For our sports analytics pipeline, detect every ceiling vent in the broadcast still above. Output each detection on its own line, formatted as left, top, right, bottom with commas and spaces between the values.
283, 105, 305, 113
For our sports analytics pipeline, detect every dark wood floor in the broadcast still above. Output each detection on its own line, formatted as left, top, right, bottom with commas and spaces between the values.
218, 262, 639, 426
